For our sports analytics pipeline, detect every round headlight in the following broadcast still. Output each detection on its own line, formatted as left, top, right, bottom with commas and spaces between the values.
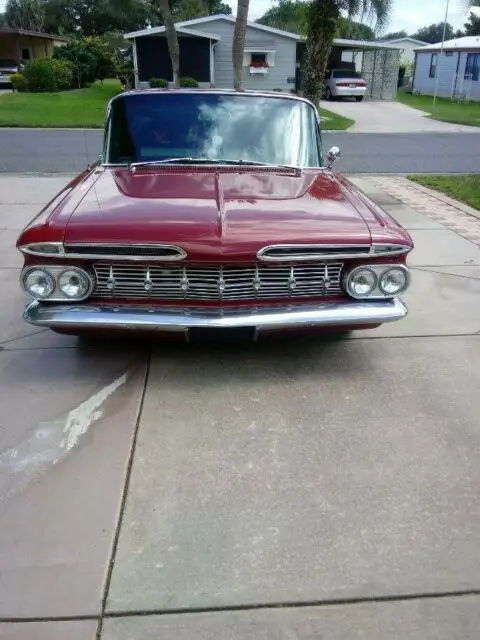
58, 269, 91, 299
23, 269, 55, 299
347, 268, 377, 298
379, 267, 408, 296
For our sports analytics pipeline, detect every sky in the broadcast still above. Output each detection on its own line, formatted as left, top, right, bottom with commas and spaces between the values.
0, 0, 477, 36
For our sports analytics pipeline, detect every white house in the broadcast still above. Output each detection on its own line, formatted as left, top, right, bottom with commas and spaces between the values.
379, 37, 429, 65
412, 36, 480, 100
124, 14, 402, 100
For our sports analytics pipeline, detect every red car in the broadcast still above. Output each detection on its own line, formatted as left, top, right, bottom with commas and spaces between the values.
17, 89, 413, 340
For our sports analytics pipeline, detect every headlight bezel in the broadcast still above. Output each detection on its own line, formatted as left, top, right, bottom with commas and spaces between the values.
345, 264, 409, 300
21, 265, 94, 302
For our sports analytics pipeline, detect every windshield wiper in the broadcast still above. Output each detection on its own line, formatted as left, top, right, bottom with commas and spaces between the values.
130, 157, 301, 172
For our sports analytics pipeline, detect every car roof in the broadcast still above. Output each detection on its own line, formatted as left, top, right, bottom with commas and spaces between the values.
112, 88, 315, 108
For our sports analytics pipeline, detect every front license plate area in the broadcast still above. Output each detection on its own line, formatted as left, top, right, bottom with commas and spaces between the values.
188, 327, 257, 343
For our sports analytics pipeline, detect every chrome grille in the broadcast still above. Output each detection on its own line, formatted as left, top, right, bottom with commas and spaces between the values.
92, 263, 344, 301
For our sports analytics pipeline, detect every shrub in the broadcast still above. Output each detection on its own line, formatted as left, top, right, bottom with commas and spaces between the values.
149, 78, 168, 88
51, 59, 74, 91
179, 76, 198, 88
117, 61, 135, 90
10, 73, 28, 93
53, 41, 97, 88
83, 36, 116, 82
23, 59, 57, 92
273, 87, 283, 92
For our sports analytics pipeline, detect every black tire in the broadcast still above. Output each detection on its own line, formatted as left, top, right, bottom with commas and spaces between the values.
355, 96, 364, 102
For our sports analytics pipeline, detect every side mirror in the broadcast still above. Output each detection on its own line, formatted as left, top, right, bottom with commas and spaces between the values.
327, 146, 341, 168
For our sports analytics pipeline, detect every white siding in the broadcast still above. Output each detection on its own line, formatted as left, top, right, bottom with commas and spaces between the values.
413, 50, 480, 100
187, 18, 297, 90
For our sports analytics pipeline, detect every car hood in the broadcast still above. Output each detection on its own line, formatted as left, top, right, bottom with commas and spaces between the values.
62, 167, 374, 260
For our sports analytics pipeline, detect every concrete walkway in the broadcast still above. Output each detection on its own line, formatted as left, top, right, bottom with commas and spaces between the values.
321, 99, 478, 133
1, 175, 480, 638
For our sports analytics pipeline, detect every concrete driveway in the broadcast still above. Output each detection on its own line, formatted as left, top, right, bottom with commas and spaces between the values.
1, 174, 480, 638
321, 99, 478, 133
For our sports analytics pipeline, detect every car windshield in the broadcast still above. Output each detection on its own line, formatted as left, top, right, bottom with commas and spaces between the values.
332, 69, 361, 79
0, 59, 17, 67
105, 93, 323, 168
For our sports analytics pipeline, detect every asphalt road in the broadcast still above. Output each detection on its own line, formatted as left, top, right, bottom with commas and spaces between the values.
0, 128, 479, 174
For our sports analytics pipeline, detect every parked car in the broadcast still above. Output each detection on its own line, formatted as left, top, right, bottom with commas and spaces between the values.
324, 69, 367, 101
17, 89, 412, 341
0, 58, 20, 87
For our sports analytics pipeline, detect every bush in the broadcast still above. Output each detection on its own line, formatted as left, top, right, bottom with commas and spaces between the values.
83, 36, 116, 82
179, 76, 198, 88
51, 59, 74, 91
53, 41, 97, 88
117, 61, 135, 90
10, 73, 28, 93
23, 59, 57, 92
149, 78, 168, 88
273, 87, 283, 92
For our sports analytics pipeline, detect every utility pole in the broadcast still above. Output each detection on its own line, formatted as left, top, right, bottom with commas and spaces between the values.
432, 0, 451, 110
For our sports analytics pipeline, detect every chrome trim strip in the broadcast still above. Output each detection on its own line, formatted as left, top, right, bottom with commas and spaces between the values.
19, 242, 65, 257
63, 243, 187, 262
23, 298, 407, 331
257, 244, 411, 262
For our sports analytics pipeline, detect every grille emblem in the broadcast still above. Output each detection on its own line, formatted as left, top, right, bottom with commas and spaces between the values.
106, 266, 116, 291
144, 267, 153, 292
180, 267, 189, 292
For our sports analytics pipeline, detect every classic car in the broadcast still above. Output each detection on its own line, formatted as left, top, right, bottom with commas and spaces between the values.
324, 69, 367, 101
17, 89, 413, 341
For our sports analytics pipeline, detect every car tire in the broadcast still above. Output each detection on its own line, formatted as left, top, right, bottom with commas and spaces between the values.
355, 96, 364, 102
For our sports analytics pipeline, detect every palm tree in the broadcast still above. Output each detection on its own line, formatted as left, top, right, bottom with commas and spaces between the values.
158, 0, 180, 86
232, 0, 250, 90
303, 0, 392, 106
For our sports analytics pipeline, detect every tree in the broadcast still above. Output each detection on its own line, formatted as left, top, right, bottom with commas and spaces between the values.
158, 0, 180, 86
464, 11, 480, 36
337, 16, 374, 39
257, 0, 309, 34
411, 22, 463, 44
5, 0, 45, 31
232, 0, 249, 90
42, 0, 152, 36
378, 29, 407, 40
303, 0, 391, 106
0, 13, 8, 27
174, 0, 208, 22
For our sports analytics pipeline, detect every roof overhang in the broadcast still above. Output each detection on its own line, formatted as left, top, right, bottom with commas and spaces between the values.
0, 28, 68, 41
125, 25, 220, 40
125, 14, 301, 41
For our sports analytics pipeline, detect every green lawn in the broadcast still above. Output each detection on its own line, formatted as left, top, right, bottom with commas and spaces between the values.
0, 81, 355, 131
320, 107, 354, 131
0, 80, 121, 128
397, 88, 480, 127
409, 175, 480, 210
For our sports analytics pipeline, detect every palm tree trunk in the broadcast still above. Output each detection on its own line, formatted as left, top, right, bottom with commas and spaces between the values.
232, 0, 249, 90
158, 0, 180, 87
303, 0, 339, 106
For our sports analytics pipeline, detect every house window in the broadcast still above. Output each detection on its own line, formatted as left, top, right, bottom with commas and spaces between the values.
429, 53, 437, 78
465, 53, 480, 81
244, 50, 276, 75
250, 52, 267, 66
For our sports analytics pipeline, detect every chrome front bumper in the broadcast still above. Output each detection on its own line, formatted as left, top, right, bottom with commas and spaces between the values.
24, 298, 407, 332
